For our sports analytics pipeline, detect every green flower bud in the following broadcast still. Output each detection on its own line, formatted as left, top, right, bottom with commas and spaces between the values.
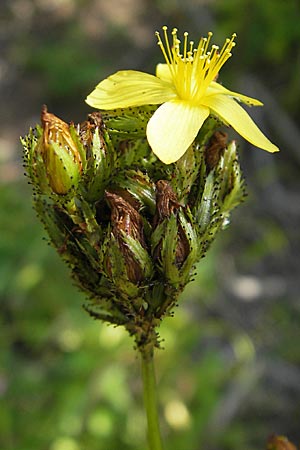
219, 140, 245, 213
78, 112, 115, 202
152, 180, 198, 288
37, 105, 83, 194
191, 138, 246, 257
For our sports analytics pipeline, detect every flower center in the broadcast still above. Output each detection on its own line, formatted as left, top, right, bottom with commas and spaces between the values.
156, 27, 236, 103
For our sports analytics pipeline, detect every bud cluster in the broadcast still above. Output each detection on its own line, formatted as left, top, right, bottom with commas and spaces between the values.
22, 105, 245, 351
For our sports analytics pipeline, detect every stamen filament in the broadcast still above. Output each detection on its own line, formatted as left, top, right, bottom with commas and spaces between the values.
183, 32, 188, 61
155, 28, 237, 102
163, 26, 173, 64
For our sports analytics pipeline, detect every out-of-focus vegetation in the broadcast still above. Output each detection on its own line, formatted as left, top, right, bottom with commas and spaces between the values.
1, 1, 300, 449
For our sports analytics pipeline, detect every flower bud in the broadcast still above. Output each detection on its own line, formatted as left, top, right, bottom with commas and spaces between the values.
152, 180, 198, 287
153, 180, 188, 265
192, 139, 246, 257
219, 140, 246, 213
105, 190, 153, 287
78, 112, 115, 201
38, 105, 83, 194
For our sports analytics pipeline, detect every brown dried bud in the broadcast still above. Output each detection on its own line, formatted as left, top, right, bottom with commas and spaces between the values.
79, 112, 103, 150
153, 180, 182, 226
205, 130, 228, 171
105, 190, 146, 282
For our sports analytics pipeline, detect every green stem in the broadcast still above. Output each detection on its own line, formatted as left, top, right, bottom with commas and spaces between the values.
140, 350, 164, 450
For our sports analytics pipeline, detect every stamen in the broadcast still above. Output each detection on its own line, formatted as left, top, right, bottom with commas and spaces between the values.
203, 32, 213, 54
211, 34, 236, 77
155, 27, 237, 102
163, 26, 173, 64
171, 28, 178, 53
217, 34, 236, 62
183, 32, 188, 61
156, 35, 170, 66
199, 37, 207, 56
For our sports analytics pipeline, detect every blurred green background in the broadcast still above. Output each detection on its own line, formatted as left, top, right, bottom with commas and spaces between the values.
1, 1, 300, 449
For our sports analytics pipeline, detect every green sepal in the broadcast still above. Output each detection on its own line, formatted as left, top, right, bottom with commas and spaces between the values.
81, 127, 115, 202
21, 129, 52, 195
174, 116, 219, 202
69, 125, 87, 169
83, 301, 129, 326
45, 139, 81, 194
220, 141, 246, 213
104, 233, 140, 298
152, 214, 179, 282
111, 170, 156, 216
116, 137, 151, 168
34, 196, 70, 253
67, 196, 104, 246
121, 231, 154, 280
101, 105, 157, 137
177, 208, 199, 284
194, 170, 219, 233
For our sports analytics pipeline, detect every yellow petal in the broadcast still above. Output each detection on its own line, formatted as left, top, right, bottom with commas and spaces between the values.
207, 81, 263, 106
156, 63, 172, 82
86, 70, 176, 109
146, 100, 210, 164
202, 94, 279, 153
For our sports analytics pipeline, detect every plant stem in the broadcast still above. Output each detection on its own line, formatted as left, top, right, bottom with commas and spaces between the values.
140, 350, 164, 450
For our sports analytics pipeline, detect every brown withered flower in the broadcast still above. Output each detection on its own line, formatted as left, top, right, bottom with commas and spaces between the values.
105, 190, 146, 282
205, 130, 228, 171
79, 112, 103, 150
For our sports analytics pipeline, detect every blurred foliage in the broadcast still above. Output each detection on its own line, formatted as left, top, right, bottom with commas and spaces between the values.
1, 0, 300, 449
214, 0, 300, 117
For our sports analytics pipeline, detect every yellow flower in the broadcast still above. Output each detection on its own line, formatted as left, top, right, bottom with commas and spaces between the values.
86, 27, 279, 164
